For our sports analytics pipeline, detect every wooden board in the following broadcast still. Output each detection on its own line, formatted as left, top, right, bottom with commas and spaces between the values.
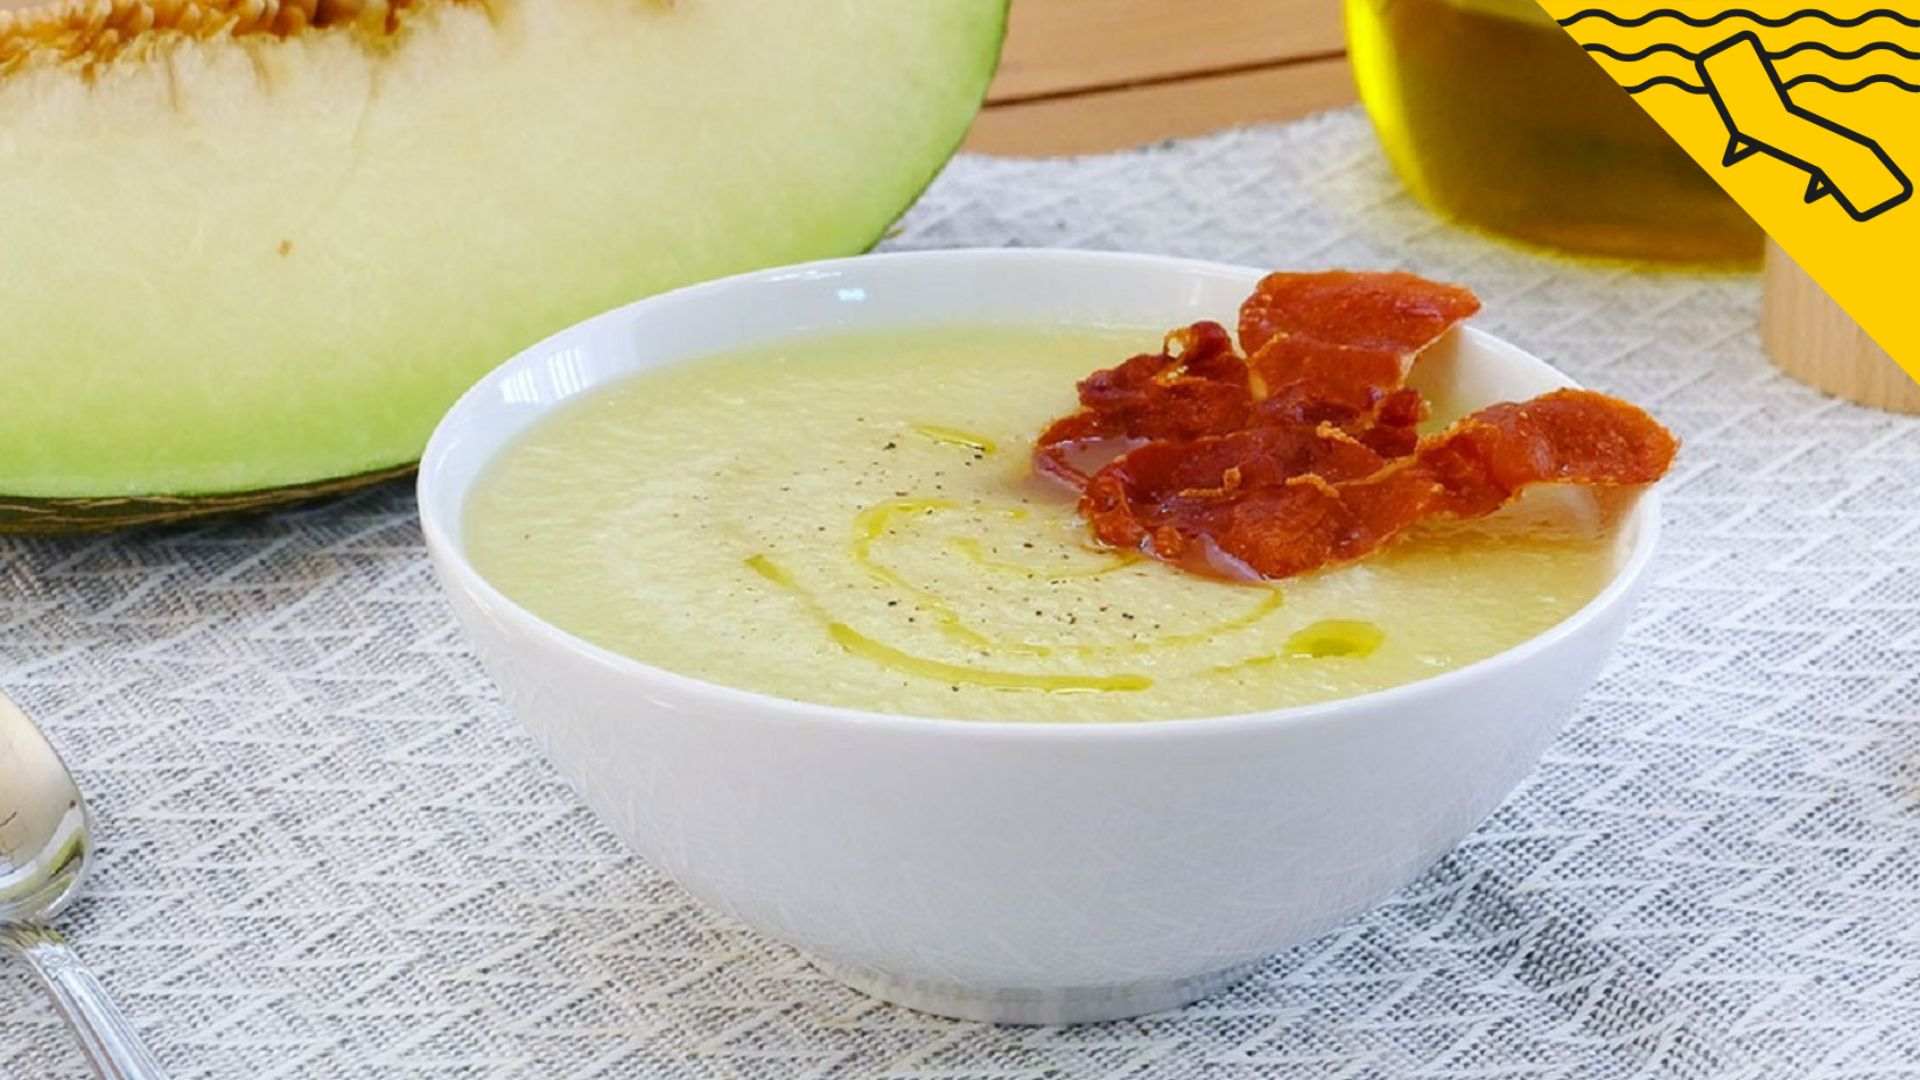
967, 57, 1356, 157
1762, 240, 1920, 414
987, 0, 1348, 103
971, 0, 1357, 156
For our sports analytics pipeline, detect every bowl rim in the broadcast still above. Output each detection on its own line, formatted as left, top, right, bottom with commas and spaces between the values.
418, 246, 1663, 743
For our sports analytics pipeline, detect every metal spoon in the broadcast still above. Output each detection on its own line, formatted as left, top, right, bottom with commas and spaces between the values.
0, 692, 167, 1079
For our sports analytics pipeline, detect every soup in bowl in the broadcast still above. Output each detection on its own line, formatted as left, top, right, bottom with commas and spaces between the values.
419, 249, 1664, 1023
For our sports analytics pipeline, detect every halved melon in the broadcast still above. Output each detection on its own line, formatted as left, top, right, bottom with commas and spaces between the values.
0, 0, 1005, 530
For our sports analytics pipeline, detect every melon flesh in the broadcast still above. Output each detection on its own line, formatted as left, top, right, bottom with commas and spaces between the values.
0, 0, 1004, 509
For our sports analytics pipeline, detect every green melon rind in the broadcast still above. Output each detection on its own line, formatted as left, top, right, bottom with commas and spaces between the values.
0, 465, 420, 534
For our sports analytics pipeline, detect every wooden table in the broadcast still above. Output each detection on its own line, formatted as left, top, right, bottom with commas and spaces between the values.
965, 0, 1357, 156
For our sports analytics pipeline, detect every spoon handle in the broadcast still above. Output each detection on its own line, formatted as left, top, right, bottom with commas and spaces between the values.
1, 924, 168, 1080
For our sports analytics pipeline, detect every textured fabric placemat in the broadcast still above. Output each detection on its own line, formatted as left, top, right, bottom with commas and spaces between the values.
5, 109, 1919, 1079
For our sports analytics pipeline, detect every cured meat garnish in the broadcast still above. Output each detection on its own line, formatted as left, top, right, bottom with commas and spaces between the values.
1236, 270, 1483, 356
1245, 338, 1430, 459
1033, 269, 1671, 581
1034, 321, 1252, 487
1083, 389, 1678, 581
1035, 272, 1479, 491
1237, 272, 1475, 458
1245, 336, 1403, 416
1081, 423, 1392, 553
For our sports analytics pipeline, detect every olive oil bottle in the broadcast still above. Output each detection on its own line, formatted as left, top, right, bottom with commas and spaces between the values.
1346, 0, 1762, 263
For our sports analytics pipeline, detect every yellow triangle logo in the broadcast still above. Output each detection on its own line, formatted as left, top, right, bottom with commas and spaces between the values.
1540, 1, 1920, 381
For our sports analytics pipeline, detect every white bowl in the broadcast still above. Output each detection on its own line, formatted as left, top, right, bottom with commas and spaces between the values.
418, 249, 1660, 1024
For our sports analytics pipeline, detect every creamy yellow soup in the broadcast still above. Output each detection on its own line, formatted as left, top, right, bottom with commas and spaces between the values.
464, 326, 1622, 722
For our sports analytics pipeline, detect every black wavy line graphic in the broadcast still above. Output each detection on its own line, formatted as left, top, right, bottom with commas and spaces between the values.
1585, 42, 1703, 59
1621, 71, 1920, 93
1781, 72, 1920, 91
1586, 41, 1920, 62
1622, 75, 1712, 92
1559, 8, 1920, 28
1769, 41, 1920, 60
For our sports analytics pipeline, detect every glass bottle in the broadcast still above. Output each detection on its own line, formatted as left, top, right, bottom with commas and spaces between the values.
1345, 0, 1763, 263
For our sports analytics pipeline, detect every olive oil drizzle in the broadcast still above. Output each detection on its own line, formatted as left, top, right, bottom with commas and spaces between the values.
1071, 589, 1288, 657
850, 498, 995, 648
852, 496, 1285, 658
825, 624, 1152, 694
1210, 620, 1386, 675
908, 423, 998, 455
758, 416, 1380, 695
1286, 619, 1385, 659
745, 554, 1151, 694
1210, 652, 1281, 676
946, 536, 1138, 579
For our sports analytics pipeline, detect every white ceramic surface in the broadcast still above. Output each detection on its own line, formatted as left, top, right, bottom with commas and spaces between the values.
417, 249, 1662, 1024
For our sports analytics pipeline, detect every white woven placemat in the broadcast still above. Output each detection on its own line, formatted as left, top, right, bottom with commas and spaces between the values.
5, 108, 1920, 1079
